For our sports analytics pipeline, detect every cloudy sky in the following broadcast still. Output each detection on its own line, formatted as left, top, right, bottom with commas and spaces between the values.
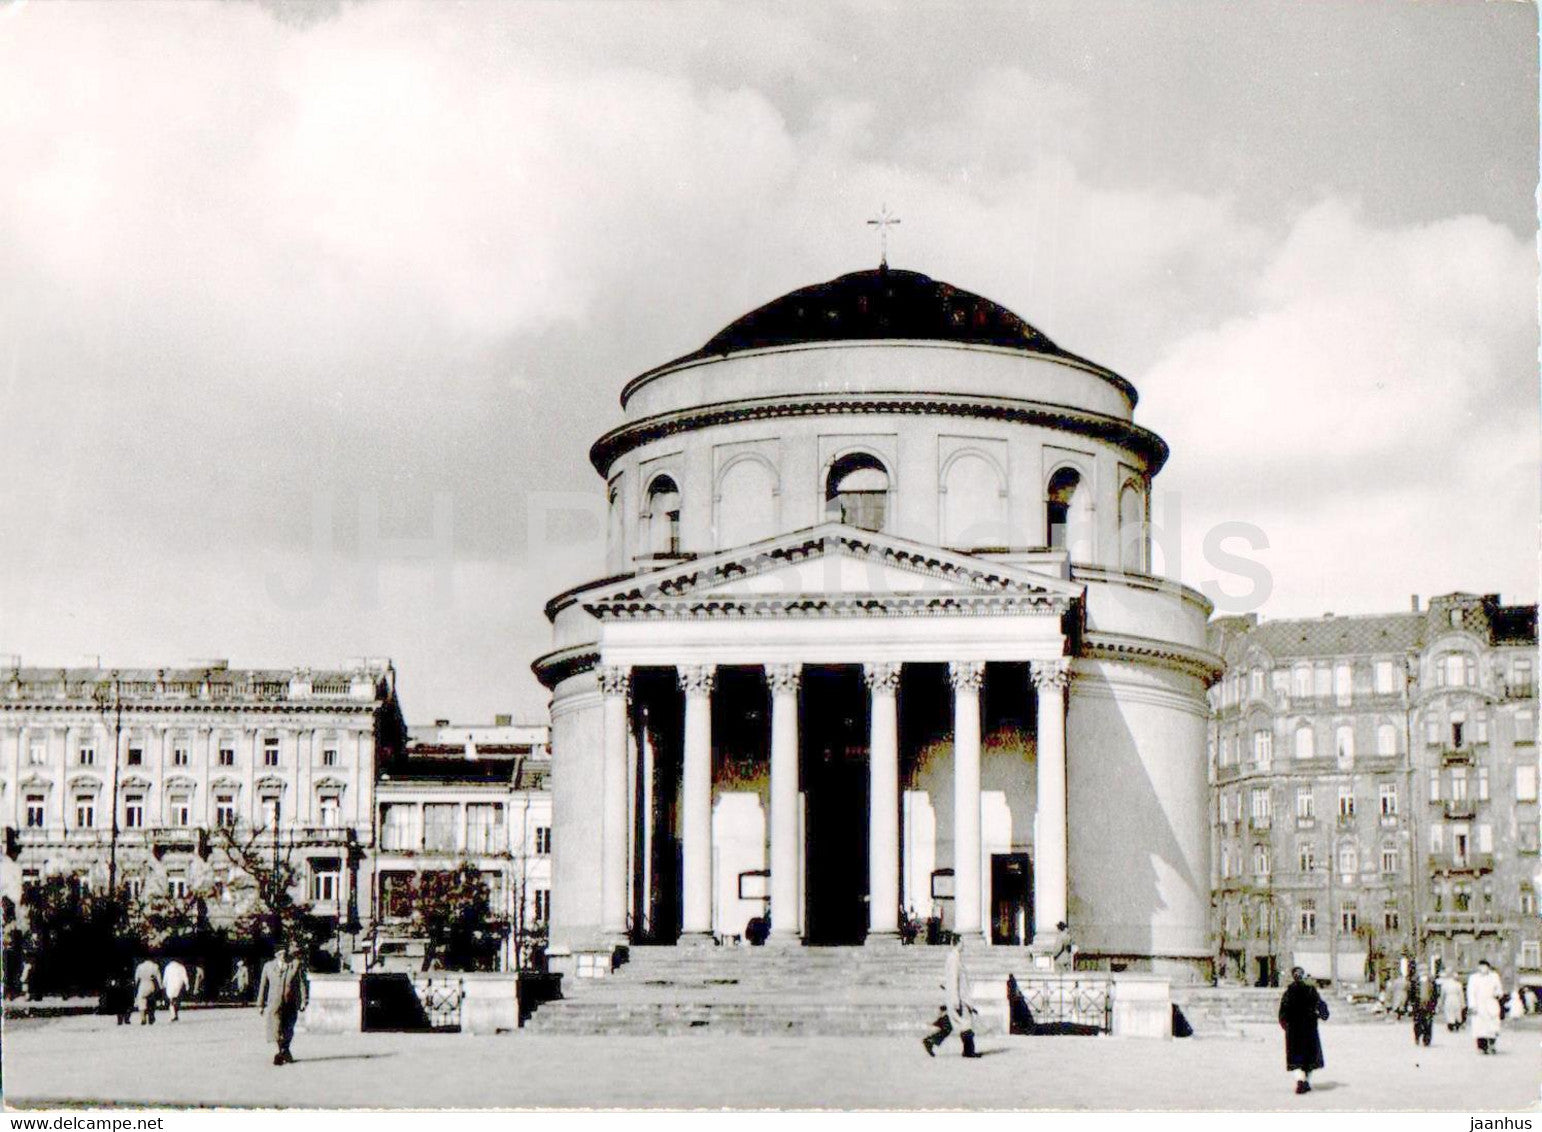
1, 0, 1536, 723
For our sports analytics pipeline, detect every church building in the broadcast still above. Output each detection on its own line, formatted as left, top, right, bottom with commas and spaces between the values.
534, 263, 1221, 976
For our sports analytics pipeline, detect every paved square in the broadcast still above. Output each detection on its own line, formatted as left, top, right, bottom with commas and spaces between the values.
3, 1008, 1538, 1110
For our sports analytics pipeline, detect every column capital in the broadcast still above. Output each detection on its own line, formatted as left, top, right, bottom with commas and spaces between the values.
766, 663, 802, 694
947, 660, 985, 692
598, 664, 632, 698
863, 662, 902, 695
678, 665, 715, 696
1031, 658, 1072, 691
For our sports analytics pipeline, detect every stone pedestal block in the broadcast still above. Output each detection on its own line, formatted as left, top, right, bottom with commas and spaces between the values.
460, 973, 520, 1034
1110, 974, 1172, 1039
302, 973, 362, 1033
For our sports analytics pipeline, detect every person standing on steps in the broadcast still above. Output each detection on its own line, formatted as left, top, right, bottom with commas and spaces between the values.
922, 938, 981, 1059
1278, 966, 1329, 1094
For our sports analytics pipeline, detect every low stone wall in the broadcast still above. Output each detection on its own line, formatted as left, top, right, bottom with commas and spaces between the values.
460, 973, 519, 1035
1110, 975, 1172, 1038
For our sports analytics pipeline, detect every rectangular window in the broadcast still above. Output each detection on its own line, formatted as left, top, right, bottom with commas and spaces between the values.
1379, 784, 1398, 817
1375, 660, 1396, 695
215, 793, 238, 827
1298, 842, 1316, 872
380, 804, 416, 851
1453, 829, 1470, 866
124, 795, 145, 829
466, 803, 506, 853
1513, 661, 1535, 697
321, 747, 338, 767
1340, 903, 1359, 934
1521, 940, 1540, 969
1477, 824, 1493, 854
1518, 711, 1536, 744
1253, 844, 1270, 877
263, 737, 280, 767
1253, 730, 1272, 767
534, 826, 553, 856
1296, 789, 1316, 820
169, 794, 191, 827
318, 793, 341, 829
1250, 670, 1265, 699
1250, 788, 1271, 823
1430, 823, 1444, 853
1518, 765, 1538, 803
27, 739, 46, 766
172, 744, 189, 767
1338, 787, 1355, 818
1293, 666, 1312, 699
1452, 721, 1465, 749
218, 745, 235, 767
1451, 770, 1468, 802
1314, 666, 1332, 698
1477, 766, 1489, 801
166, 873, 188, 900
423, 803, 458, 852
1338, 843, 1358, 876
126, 745, 143, 767
74, 796, 96, 828
24, 794, 45, 828
533, 888, 551, 923
1429, 769, 1441, 802
1475, 719, 1489, 744
1334, 663, 1352, 706
310, 859, 341, 904
126, 877, 145, 902
259, 794, 281, 829
1299, 907, 1317, 936
380, 871, 414, 920
78, 744, 95, 767
1426, 720, 1441, 746
1384, 909, 1400, 932
1381, 846, 1398, 874
1520, 889, 1537, 917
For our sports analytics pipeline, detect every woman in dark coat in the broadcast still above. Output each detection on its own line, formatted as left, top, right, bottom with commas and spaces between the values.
1279, 966, 1329, 1094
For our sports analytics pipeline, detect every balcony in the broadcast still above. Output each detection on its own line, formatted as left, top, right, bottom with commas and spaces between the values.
1249, 815, 1272, 833
1379, 813, 1400, 828
1441, 746, 1476, 766
1424, 912, 1507, 934
1431, 853, 1494, 876
1442, 799, 1477, 820
1296, 815, 1316, 830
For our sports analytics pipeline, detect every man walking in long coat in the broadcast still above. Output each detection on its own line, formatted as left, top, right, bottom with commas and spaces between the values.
132, 956, 162, 1025
257, 940, 309, 1066
1466, 959, 1504, 1055
922, 939, 981, 1058
1279, 966, 1329, 1094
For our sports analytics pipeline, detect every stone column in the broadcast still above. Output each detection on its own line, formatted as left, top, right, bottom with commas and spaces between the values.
679, 664, 716, 939
949, 661, 985, 938
1033, 658, 1071, 941
767, 663, 802, 943
865, 662, 902, 940
599, 665, 631, 938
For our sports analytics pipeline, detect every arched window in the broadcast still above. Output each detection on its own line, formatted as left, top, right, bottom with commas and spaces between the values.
646, 475, 682, 556
716, 457, 778, 549
1294, 725, 1315, 761
1046, 467, 1081, 551
825, 453, 889, 532
1118, 482, 1146, 572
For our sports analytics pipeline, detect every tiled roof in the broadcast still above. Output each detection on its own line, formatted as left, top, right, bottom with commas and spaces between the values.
1242, 613, 1426, 660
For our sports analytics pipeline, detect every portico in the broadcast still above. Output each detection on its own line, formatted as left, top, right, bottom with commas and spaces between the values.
562, 524, 1081, 948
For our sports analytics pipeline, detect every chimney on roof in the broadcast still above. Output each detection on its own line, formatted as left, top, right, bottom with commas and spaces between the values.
494, 714, 512, 727
1322, 612, 1334, 619
1411, 595, 1420, 612
434, 718, 450, 728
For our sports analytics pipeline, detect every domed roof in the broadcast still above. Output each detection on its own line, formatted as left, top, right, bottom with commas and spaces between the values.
684, 266, 1080, 362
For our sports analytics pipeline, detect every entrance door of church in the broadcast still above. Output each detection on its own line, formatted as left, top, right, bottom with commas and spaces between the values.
990, 852, 1034, 945
801, 666, 869, 946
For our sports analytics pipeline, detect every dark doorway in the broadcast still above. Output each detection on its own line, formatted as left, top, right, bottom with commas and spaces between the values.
991, 853, 1034, 945
801, 666, 869, 945
632, 668, 684, 944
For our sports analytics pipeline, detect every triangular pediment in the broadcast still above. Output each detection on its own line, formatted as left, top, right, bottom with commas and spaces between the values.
581, 523, 1082, 619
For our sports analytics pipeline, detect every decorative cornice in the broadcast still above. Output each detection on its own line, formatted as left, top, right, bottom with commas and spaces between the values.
947, 660, 985, 692
531, 645, 601, 691
589, 592, 1068, 621
1080, 632, 1225, 685
863, 662, 902, 695
591, 391, 1168, 477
